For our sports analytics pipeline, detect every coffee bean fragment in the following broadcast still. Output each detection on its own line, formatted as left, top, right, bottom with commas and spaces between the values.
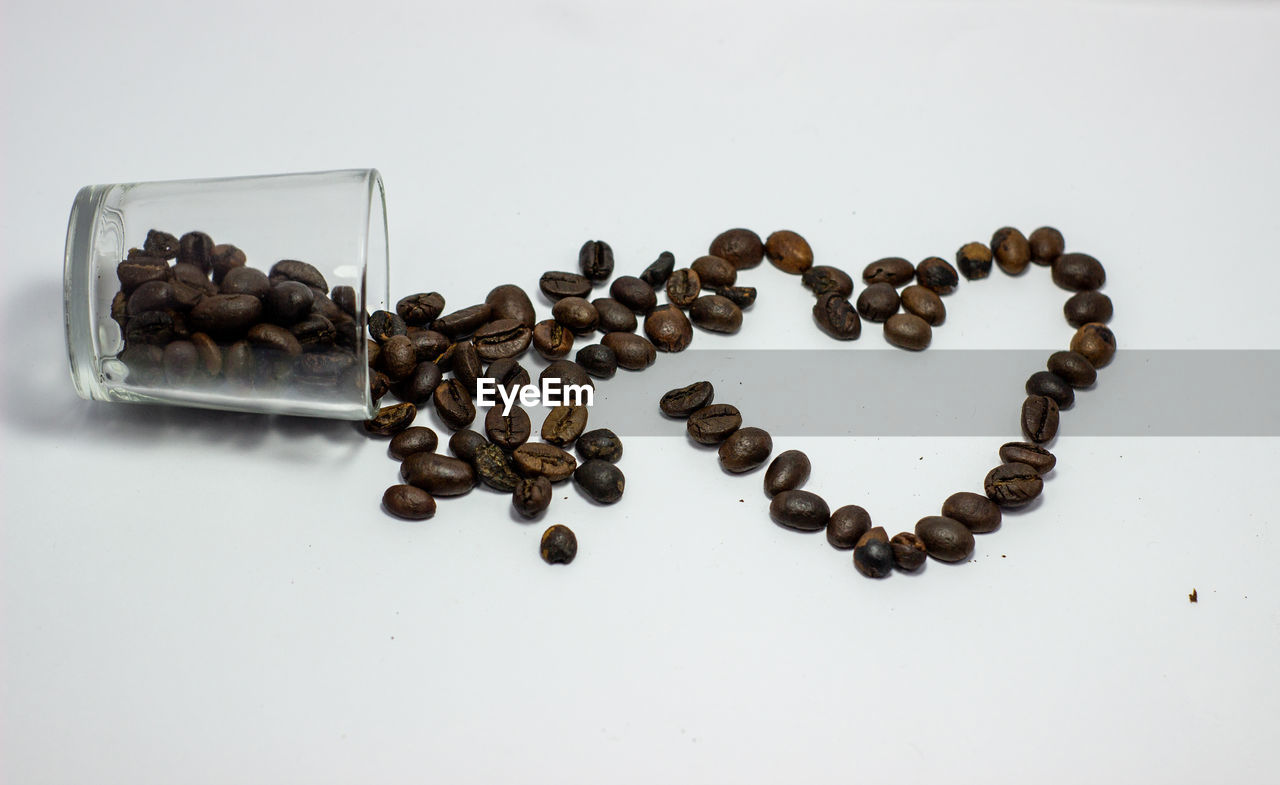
473, 443, 522, 492
542, 405, 589, 446
513, 476, 553, 518
660, 381, 714, 418
1026, 370, 1074, 408
854, 539, 895, 578
364, 402, 417, 436
1021, 394, 1060, 443
552, 296, 600, 334
389, 426, 439, 460
900, 285, 945, 326
1070, 323, 1116, 369
485, 404, 532, 450
609, 276, 657, 313
644, 305, 694, 352
574, 459, 625, 504
1029, 226, 1065, 265
884, 313, 931, 350
915, 516, 975, 562
770, 490, 830, 531
513, 443, 577, 481
984, 462, 1044, 507
576, 428, 623, 463
801, 266, 854, 298
601, 331, 658, 371
827, 505, 872, 550
916, 257, 959, 295
539, 271, 593, 300
575, 343, 618, 378
856, 283, 900, 322
941, 492, 1002, 534
665, 269, 702, 308
862, 257, 914, 286
718, 427, 772, 473
714, 286, 757, 308
1051, 252, 1106, 291
397, 292, 446, 326
1047, 351, 1097, 388
890, 533, 928, 571
640, 252, 676, 287
687, 404, 742, 444
691, 255, 737, 288
765, 230, 814, 274
998, 442, 1056, 474
956, 242, 994, 280
433, 378, 477, 430
592, 298, 638, 333
813, 293, 861, 340
710, 228, 765, 270
1064, 291, 1113, 327
764, 450, 811, 497
382, 485, 436, 520
690, 295, 742, 334
579, 240, 615, 282
401, 452, 476, 496
540, 525, 578, 564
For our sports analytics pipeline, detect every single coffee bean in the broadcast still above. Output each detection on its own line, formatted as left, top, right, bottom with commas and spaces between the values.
984, 462, 1044, 507
368, 309, 408, 342
1070, 323, 1117, 368
764, 450, 811, 497
512, 443, 577, 481
862, 257, 914, 286
765, 230, 814, 274
690, 295, 742, 334
143, 229, 180, 259
890, 532, 928, 571
605, 276, 655, 314
854, 539, 895, 578
116, 254, 170, 294
900, 285, 945, 326
190, 332, 221, 376
826, 505, 872, 550
127, 280, 173, 315
263, 280, 314, 325
290, 314, 336, 349
484, 284, 535, 328
884, 313, 931, 351
956, 242, 994, 280
718, 427, 772, 473
513, 476, 553, 519
474, 318, 532, 361
162, 340, 198, 385
473, 443, 522, 492
691, 255, 737, 288
1026, 370, 1074, 408
539, 271, 592, 300
394, 360, 443, 403
401, 452, 476, 496
190, 294, 262, 335
1029, 226, 1065, 265
644, 305, 693, 352
1047, 351, 1096, 388
914, 516, 975, 562
665, 269, 702, 308
269, 259, 328, 292
311, 292, 346, 323
248, 323, 303, 356
539, 360, 594, 397
433, 378, 477, 430
540, 524, 578, 563
576, 343, 618, 378
120, 344, 164, 384
178, 231, 215, 272
661, 381, 715, 417
640, 251, 676, 286
169, 280, 205, 311
484, 404, 532, 450
484, 357, 531, 394
855, 282, 900, 322
364, 402, 417, 436
383, 484, 436, 520
1051, 252, 1106, 291
813, 293, 861, 340
397, 292, 446, 326
210, 244, 246, 284
714, 286, 757, 308
1021, 394, 1059, 443
592, 298, 638, 333
579, 240, 615, 282
221, 266, 271, 300
542, 405, 589, 446
531, 319, 574, 360
801, 266, 854, 298
998, 442, 1056, 474
552, 296, 600, 334
449, 429, 489, 462
432, 304, 493, 339
991, 227, 1031, 275
171, 261, 212, 288
710, 228, 765, 270
294, 349, 356, 382
916, 257, 959, 295
687, 404, 742, 444
224, 340, 255, 385
390, 426, 439, 460
574, 459, 625, 504
331, 285, 357, 317
576, 428, 623, 462
332, 316, 360, 351
370, 369, 391, 402
770, 490, 830, 532
379, 334, 417, 380
1064, 291, 1113, 328
941, 492, 1002, 534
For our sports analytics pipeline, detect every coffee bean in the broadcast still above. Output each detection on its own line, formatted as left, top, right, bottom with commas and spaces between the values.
162, 340, 198, 385
397, 292, 446, 326
178, 231, 214, 272
311, 292, 346, 323
542, 405, 589, 446
854, 539, 895, 578
857, 526, 888, 549
364, 402, 417, 436
1021, 394, 1059, 443
290, 314, 336, 349
127, 280, 173, 315
389, 426, 439, 460
690, 295, 742, 334
1026, 371, 1074, 408
221, 266, 271, 300
991, 227, 1031, 275
382, 484, 437, 520
575, 428, 622, 463
540, 524, 578, 563
330, 285, 357, 317
855, 283, 900, 322
449, 429, 489, 462
143, 229, 180, 259
248, 323, 303, 356
576, 343, 618, 378
884, 313, 931, 351
710, 228, 765, 270
512, 442, 577, 481
484, 358, 531, 394
532, 319, 574, 360
1029, 226, 1065, 265
210, 244, 246, 284
370, 369, 391, 401
1070, 323, 1116, 368
801, 266, 854, 298
665, 269, 702, 308
473, 443, 522, 492
513, 476, 553, 518
984, 462, 1044, 507
433, 378, 476, 430
474, 318, 532, 361
190, 294, 262, 335
956, 242, 994, 280
269, 259, 327, 292
171, 261, 212, 288
579, 240, 614, 282
644, 305, 693, 352
117, 254, 170, 294
640, 251, 676, 287
900, 285, 945, 326
916, 257, 959, 295
687, 404, 742, 444
718, 427, 772, 473
169, 280, 205, 311
190, 333, 221, 376
484, 403, 532, 451
765, 230, 813, 274
394, 360, 442, 403
1064, 291, 1113, 328
539, 360, 594, 396
401, 452, 476, 496
764, 450, 811, 497
813, 293, 861, 340
1047, 351, 1096, 388
862, 257, 914, 286
574, 459, 625, 503
294, 349, 355, 381
608, 276, 657, 314
539, 271, 592, 300
110, 291, 128, 326
998, 442, 1056, 474
261, 280, 313, 325
379, 334, 418, 380
120, 344, 164, 384
432, 304, 493, 339
890, 533, 928, 571
914, 516, 975, 562
224, 340, 255, 385
368, 309, 407, 343
827, 505, 872, 550
714, 286, 757, 308
691, 255, 736, 288
941, 491, 1002, 534
552, 296, 600, 334
1052, 252, 1106, 291
661, 382, 714, 419
592, 298, 638, 333
770, 490, 830, 531
484, 284, 535, 328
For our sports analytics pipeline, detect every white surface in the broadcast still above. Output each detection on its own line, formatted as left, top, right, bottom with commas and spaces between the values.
3, 1, 1279, 783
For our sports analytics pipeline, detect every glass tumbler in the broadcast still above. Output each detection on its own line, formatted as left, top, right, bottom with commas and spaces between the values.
64, 169, 388, 419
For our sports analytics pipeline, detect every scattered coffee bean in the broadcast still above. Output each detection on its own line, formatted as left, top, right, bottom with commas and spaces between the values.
687, 404, 742, 444
484, 357, 531, 394
827, 505, 872, 550
956, 242, 994, 280
900, 285, 945, 325
914, 516, 975, 562
609, 276, 657, 313
984, 462, 1044, 507
485, 404, 532, 450
1026, 370, 1074, 408
854, 539, 896, 578
552, 296, 600, 334
770, 490, 830, 531
432, 304, 493, 339
576, 343, 618, 378
473, 443, 522, 492
890, 532, 928, 571
592, 298, 638, 333
710, 228, 765, 270
269, 259, 328, 292
991, 227, 1031, 275
407, 328, 450, 362
765, 230, 814, 274
382, 484, 437, 520
574, 459, 625, 503
644, 305, 694, 352
513, 476, 553, 518
884, 313, 931, 350
916, 257, 959, 295
862, 257, 914, 286
532, 319, 574, 359
368, 310, 407, 342
542, 405, 589, 446
1021, 394, 1060, 443
401, 452, 477, 496
691, 255, 737, 288
1070, 323, 1116, 368
713, 286, 757, 308
718, 427, 772, 473
576, 428, 623, 462
1047, 351, 1096, 388
540, 524, 578, 564
1028, 226, 1065, 265
472, 318, 532, 361
539, 271, 593, 300
379, 334, 418, 380
660, 381, 714, 417
364, 402, 417, 436
601, 331, 658, 371
640, 251, 676, 287
941, 492, 1002, 533
539, 360, 594, 396
801, 266, 854, 298
449, 429, 489, 462
690, 295, 743, 334
394, 360, 443, 404
484, 285, 535, 328
665, 269, 702, 307
764, 450, 811, 497
856, 283, 900, 322
1064, 290, 1113, 327
433, 378, 476, 430
998, 442, 1056, 474
857, 527, 889, 548
513, 442, 577, 482
579, 240, 615, 282
389, 426, 439, 460
398, 292, 446, 326
813, 293, 861, 340
1051, 252, 1106, 291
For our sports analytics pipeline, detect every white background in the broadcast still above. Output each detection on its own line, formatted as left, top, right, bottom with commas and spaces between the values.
3, 1, 1280, 783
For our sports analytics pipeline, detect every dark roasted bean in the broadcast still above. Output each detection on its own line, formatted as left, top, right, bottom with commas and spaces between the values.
401, 452, 476, 496
576, 344, 618, 378
718, 427, 772, 473
531, 319, 574, 360
448, 429, 489, 462
991, 227, 1030, 275
542, 405, 588, 446
120, 344, 164, 384
915, 516, 975, 562
855, 282, 900, 322
484, 285, 535, 328
331, 285, 357, 317
171, 261, 212, 288
433, 378, 476, 430
1070, 323, 1117, 368
690, 295, 742, 334
985, 462, 1043, 507
162, 340, 198, 385
210, 244, 246, 284
576, 428, 623, 463
574, 459, 625, 503
1021, 394, 1060, 443
691, 255, 736, 288
407, 327, 450, 362
890, 533, 928, 571
473, 319, 532, 361
770, 490, 830, 531
394, 361, 442, 403
484, 357, 531, 394
998, 442, 1056, 474
126, 280, 173, 315
956, 242, 993, 280
1064, 291, 1113, 328
665, 269, 702, 307
540, 524, 578, 563
1029, 227, 1065, 265
579, 240, 615, 282
826, 505, 872, 550
370, 369, 391, 402
364, 402, 417, 436
813, 293, 861, 340
513, 476, 553, 518
1047, 351, 1096, 388
660, 381, 714, 417
884, 313, 931, 351
644, 305, 693, 352
263, 280, 314, 325
710, 228, 765, 270
178, 231, 215, 272
368, 309, 407, 342
916, 257, 959, 295
854, 539, 895, 578
765, 230, 813, 274
290, 314, 336, 349
1052, 252, 1106, 291
397, 292, 446, 326
190, 294, 262, 335
552, 296, 599, 334
143, 229, 180, 259
190, 332, 222, 376
714, 286, 757, 308
941, 492, 1002, 534
687, 404, 742, 444
900, 285, 945, 325
592, 298, 638, 333
389, 426, 439, 460
382, 485, 436, 519
539, 360, 594, 396
512, 442, 577, 482
640, 251, 676, 286
609, 276, 657, 314
539, 271, 592, 300
248, 323, 303, 356
484, 404, 532, 450
269, 259, 327, 292
862, 257, 914, 286
1026, 370, 1074, 408
764, 450, 811, 497
219, 266, 270, 300
473, 443, 522, 492
801, 266, 854, 298
379, 334, 418, 381
432, 304, 493, 339
117, 254, 170, 294
224, 341, 255, 385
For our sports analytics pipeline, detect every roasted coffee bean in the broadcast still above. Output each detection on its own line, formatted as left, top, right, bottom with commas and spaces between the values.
397, 292, 446, 326
168, 280, 205, 311
484, 357, 531, 394
332, 315, 360, 351
262, 281, 314, 326
914, 516, 974, 562
956, 242, 994, 280
190, 294, 262, 335
640, 251, 676, 287
574, 459, 625, 504
801, 266, 854, 298
484, 284, 535, 328
765, 230, 813, 274
857, 526, 889, 549
812, 293, 861, 340
900, 285, 945, 326
370, 369, 392, 401
665, 269, 702, 307
449, 429, 489, 462
143, 229, 180, 259
434, 378, 476, 430
368, 310, 408, 343
162, 340, 198, 385
542, 405, 589, 446
294, 349, 356, 381
592, 298, 638, 333
1029, 226, 1065, 265
854, 539, 895, 578
513, 476, 553, 518
609, 276, 657, 313
224, 340, 255, 385
576, 428, 622, 463
210, 244, 246, 284
1047, 351, 1097, 388
367, 338, 382, 367
473, 443, 522, 492
311, 292, 346, 324
539, 271, 593, 300
190, 333, 221, 375
644, 305, 693, 352
432, 304, 492, 339
269, 259, 327, 292
248, 323, 303, 356
552, 296, 600, 334
1064, 291, 1113, 328
390, 426, 439, 460
401, 452, 476, 496
862, 257, 914, 286
330, 285, 357, 317
485, 405, 532, 450
579, 240, 615, 282
512, 443, 577, 481
178, 231, 214, 272
770, 490, 830, 531
890, 533, 928, 571
691, 255, 736, 288
884, 313, 931, 351
916, 257, 959, 295
291, 314, 337, 349
1026, 371, 1074, 408
718, 427, 772, 473
998, 442, 1056, 474
575, 343, 618, 378
364, 402, 417, 436
117, 254, 170, 294
539, 360, 594, 397
985, 462, 1043, 507
394, 360, 443, 404
827, 505, 872, 550
541, 524, 578, 563
532, 319, 574, 359
451, 341, 484, 393
660, 381, 714, 417
687, 404, 742, 444
220, 266, 270, 300
1070, 323, 1116, 368
690, 295, 742, 334
1052, 252, 1106, 291
379, 334, 418, 380
120, 344, 164, 384
171, 261, 211, 288
382, 484, 436, 520
855, 282, 900, 322
710, 228, 765, 270
992, 227, 1031, 275
127, 280, 173, 315
714, 286, 757, 308
764, 450, 811, 497
407, 327, 450, 362
942, 492, 1002, 534
1021, 394, 1059, 443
